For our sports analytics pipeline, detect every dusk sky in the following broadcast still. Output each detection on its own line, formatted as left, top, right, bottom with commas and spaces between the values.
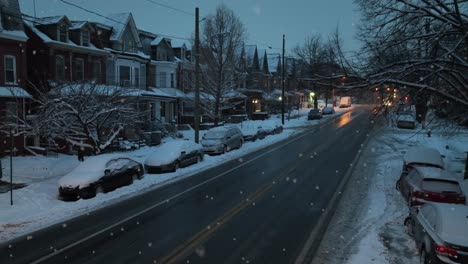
19, 0, 361, 54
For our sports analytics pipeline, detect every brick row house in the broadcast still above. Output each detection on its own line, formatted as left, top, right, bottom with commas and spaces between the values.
1, 0, 308, 154
0, 0, 31, 155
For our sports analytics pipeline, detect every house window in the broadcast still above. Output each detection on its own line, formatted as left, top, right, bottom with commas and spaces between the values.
92, 61, 101, 82
5, 102, 18, 123
82, 30, 90, 46
4, 56, 17, 84
170, 73, 175, 88
159, 72, 167, 87
119, 65, 131, 87
55, 56, 65, 81
134, 68, 139, 88
73, 58, 84, 80
160, 102, 166, 118
58, 25, 68, 42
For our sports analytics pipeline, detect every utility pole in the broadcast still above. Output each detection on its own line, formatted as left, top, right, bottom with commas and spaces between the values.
194, 7, 201, 143
281, 34, 285, 125
10, 129, 13, 206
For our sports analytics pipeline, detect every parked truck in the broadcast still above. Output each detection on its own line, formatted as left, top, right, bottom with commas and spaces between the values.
339, 96, 352, 108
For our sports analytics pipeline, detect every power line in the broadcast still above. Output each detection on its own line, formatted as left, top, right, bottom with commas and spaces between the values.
59, 0, 125, 25
142, 0, 195, 17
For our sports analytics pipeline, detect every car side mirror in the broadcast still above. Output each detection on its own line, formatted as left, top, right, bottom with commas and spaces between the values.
104, 169, 111, 176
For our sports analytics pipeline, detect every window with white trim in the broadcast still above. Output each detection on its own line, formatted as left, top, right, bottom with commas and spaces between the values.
4, 55, 16, 84
119, 65, 131, 87
134, 68, 140, 88
82, 30, 90, 46
55, 55, 65, 81
73, 58, 84, 80
170, 73, 175, 88
159, 72, 167, 87
58, 25, 68, 42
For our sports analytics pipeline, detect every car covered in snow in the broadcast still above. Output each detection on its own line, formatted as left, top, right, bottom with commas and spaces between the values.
396, 113, 416, 129
144, 140, 204, 173
401, 147, 445, 177
396, 166, 465, 207
201, 126, 243, 155
58, 154, 144, 201
404, 203, 468, 264
322, 106, 335, 115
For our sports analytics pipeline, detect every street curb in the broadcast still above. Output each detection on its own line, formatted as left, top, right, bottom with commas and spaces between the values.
295, 114, 376, 264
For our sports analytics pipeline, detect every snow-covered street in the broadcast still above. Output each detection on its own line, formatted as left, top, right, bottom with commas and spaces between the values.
0, 107, 346, 242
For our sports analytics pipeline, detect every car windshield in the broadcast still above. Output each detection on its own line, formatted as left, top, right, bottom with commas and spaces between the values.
5, 1, 468, 264
203, 130, 226, 139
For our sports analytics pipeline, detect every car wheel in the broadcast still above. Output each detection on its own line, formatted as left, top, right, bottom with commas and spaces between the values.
197, 154, 203, 163
420, 249, 428, 264
404, 217, 413, 237
395, 179, 401, 190
174, 161, 180, 172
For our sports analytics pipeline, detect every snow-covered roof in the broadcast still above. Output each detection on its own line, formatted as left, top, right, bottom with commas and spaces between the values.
0, 30, 28, 41
267, 53, 281, 73
32, 15, 67, 25
70, 21, 88, 30
0, 86, 32, 98
430, 203, 468, 246
171, 39, 190, 49
145, 140, 202, 167
24, 22, 109, 55
58, 154, 137, 188
258, 48, 266, 69
224, 90, 247, 99
415, 167, 459, 181
244, 45, 257, 67
102, 13, 130, 41
403, 147, 444, 168
151, 36, 172, 46
158, 88, 187, 99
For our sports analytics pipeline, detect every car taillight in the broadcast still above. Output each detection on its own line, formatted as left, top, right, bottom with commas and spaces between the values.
435, 245, 458, 259
457, 195, 466, 203
412, 191, 428, 199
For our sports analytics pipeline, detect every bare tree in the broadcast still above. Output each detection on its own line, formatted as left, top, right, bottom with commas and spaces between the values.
352, 0, 468, 117
200, 3, 247, 125
34, 83, 144, 154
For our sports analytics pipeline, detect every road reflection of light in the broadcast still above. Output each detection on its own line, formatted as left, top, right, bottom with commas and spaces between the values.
335, 112, 352, 128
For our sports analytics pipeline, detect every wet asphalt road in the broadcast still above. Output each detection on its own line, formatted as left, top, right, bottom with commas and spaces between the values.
1, 107, 373, 264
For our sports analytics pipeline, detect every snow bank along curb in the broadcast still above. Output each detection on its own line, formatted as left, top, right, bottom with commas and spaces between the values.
295, 116, 376, 264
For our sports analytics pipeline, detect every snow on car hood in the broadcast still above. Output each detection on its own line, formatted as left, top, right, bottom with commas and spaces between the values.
145, 140, 202, 166
58, 154, 132, 189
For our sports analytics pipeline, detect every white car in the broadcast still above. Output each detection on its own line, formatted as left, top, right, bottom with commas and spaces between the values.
201, 126, 243, 155
145, 140, 204, 173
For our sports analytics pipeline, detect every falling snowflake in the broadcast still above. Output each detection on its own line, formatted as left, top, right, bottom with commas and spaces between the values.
336, 170, 339, 173
32, 50, 37, 55
282, 248, 286, 252
210, 197, 214, 200
27, 235, 33, 240
310, 155, 314, 159
238, 158, 244, 162
363, 163, 367, 167
62, 223, 67, 228
298, 153, 303, 158
315, 186, 320, 190
292, 178, 297, 184
138, 251, 142, 255
310, 202, 314, 206
371, 148, 375, 152
136, 221, 140, 225
121, 227, 125, 231
233, 237, 237, 241
240, 190, 243, 194
110, 232, 114, 236
8, 244, 12, 248
286, 177, 290, 181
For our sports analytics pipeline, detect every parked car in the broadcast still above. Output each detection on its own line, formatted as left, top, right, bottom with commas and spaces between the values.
201, 126, 243, 155
401, 147, 445, 177
397, 113, 416, 129
404, 203, 468, 264
145, 140, 204, 173
322, 107, 335, 115
397, 166, 465, 206
257, 124, 283, 139
58, 154, 144, 201
308, 109, 323, 120
339, 96, 352, 108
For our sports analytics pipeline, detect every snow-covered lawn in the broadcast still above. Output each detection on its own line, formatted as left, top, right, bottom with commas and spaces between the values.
0, 107, 349, 242
313, 117, 468, 264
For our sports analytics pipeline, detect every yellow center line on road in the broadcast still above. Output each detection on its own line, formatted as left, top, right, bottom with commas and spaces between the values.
158, 154, 313, 264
